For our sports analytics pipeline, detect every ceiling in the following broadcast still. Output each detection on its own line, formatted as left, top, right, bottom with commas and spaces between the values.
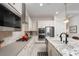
26, 3, 79, 18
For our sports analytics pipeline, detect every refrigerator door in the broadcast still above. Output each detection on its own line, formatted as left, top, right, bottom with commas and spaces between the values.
45, 26, 54, 37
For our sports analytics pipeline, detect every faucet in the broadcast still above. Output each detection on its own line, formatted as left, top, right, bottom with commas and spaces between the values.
59, 33, 69, 44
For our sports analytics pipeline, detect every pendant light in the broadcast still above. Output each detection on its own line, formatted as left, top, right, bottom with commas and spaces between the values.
64, 3, 69, 23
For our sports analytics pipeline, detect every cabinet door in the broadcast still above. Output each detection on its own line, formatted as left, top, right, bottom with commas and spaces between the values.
51, 44, 59, 56
48, 42, 61, 56
9, 3, 22, 14
48, 42, 53, 56
51, 44, 62, 56
32, 20, 38, 31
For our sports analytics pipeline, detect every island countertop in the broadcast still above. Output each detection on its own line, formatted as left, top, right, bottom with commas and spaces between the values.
46, 37, 79, 56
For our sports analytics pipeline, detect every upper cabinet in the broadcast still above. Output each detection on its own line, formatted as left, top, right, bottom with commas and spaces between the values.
32, 20, 38, 31
9, 3, 22, 15
0, 4, 21, 31
1, 3, 22, 17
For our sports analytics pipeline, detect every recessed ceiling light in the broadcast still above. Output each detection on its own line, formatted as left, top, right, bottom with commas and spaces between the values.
40, 3, 43, 6
56, 11, 59, 14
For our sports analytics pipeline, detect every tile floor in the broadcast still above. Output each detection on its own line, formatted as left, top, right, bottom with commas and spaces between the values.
31, 42, 46, 56
18, 42, 46, 56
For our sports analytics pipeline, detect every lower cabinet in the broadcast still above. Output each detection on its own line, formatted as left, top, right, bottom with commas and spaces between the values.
17, 37, 36, 56
48, 42, 61, 56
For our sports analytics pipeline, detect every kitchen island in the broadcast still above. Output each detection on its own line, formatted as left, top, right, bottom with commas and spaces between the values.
46, 37, 79, 56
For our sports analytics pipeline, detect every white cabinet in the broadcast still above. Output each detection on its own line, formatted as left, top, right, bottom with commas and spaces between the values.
24, 16, 32, 31
9, 3, 22, 14
1, 3, 22, 17
48, 41, 61, 56
17, 36, 36, 56
32, 20, 38, 31
22, 23, 28, 31
48, 42, 52, 56
0, 3, 21, 31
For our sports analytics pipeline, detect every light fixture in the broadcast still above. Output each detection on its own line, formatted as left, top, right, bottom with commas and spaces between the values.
56, 11, 59, 14
64, 19, 69, 23
40, 3, 43, 6
64, 3, 69, 23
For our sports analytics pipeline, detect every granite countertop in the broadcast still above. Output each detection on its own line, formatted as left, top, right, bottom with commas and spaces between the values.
46, 37, 79, 56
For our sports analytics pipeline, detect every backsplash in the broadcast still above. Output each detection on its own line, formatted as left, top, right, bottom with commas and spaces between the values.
0, 31, 12, 40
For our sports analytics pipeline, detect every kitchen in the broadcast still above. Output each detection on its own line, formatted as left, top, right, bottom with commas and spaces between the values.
0, 3, 79, 56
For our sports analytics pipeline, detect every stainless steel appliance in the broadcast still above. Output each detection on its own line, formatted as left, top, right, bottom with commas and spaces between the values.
45, 26, 54, 37
38, 28, 45, 40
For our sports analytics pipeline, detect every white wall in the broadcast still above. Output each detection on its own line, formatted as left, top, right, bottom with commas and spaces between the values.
31, 17, 66, 37
32, 17, 54, 28
54, 17, 66, 37
69, 16, 79, 37
38, 19, 54, 28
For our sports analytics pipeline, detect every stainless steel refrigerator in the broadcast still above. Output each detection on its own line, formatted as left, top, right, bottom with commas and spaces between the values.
45, 26, 54, 37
